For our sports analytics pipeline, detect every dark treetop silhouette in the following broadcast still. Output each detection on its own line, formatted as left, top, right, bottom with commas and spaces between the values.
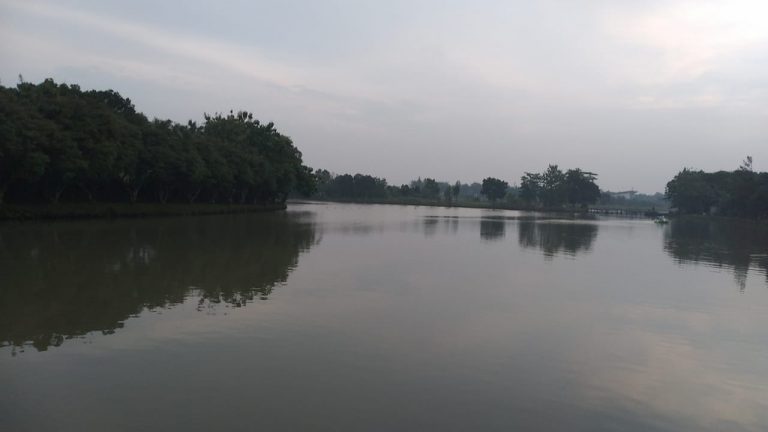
0, 78, 315, 206
665, 158, 768, 218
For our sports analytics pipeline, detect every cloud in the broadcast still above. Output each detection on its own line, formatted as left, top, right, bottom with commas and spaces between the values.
1, 0, 766, 191
1, 1, 314, 87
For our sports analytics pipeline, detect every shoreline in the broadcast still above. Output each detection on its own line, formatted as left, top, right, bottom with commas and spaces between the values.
0, 203, 287, 221
298, 197, 661, 216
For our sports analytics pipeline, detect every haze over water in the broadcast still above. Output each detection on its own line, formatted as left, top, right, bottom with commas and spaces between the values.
2, 202, 768, 431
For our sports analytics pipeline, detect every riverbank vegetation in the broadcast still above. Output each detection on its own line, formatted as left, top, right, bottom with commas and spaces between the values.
665, 157, 768, 218
14, 79, 752, 220
0, 78, 315, 208
311, 165, 603, 211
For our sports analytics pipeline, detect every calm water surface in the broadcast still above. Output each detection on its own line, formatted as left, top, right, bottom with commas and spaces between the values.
2, 203, 768, 431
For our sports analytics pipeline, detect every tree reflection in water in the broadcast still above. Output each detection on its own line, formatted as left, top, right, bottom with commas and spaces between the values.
663, 217, 768, 291
517, 219, 598, 258
480, 218, 506, 241
0, 212, 317, 352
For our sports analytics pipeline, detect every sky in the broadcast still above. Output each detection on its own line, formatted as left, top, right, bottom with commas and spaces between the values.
1, 0, 767, 192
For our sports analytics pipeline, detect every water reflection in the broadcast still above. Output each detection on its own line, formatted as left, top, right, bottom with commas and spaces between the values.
663, 217, 768, 290
0, 212, 317, 352
3, 204, 768, 431
517, 219, 598, 258
480, 218, 506, 241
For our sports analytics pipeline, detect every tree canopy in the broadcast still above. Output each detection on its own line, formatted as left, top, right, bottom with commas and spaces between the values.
665, 163, 768, 218
481, 177, 509, 203
519, 165, 600, 208
0, 79, 315, 205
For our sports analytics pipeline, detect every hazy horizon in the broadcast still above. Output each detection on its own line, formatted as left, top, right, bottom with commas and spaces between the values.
2, 0, 767, 193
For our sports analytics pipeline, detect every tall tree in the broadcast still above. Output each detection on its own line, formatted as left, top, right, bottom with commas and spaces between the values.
481, 177, 509, 203
563, 169, 600, 208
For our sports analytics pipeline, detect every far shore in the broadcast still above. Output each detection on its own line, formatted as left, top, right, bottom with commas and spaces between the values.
295, 197, 664, 216
0, 199, 669, 222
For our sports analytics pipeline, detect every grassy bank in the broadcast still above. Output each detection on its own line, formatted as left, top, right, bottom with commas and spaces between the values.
0, 202, 287, 221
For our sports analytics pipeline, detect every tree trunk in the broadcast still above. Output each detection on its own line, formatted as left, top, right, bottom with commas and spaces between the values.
187, 188, 201, 204
239, 188, 249, 204
80, 184, 95, 202
227, 188, 236, 204
125, 183, 142, 203
158, 189, 170, 204
0, 184, 6, 205
50, 186, 65, 204
209, 190, 218, 204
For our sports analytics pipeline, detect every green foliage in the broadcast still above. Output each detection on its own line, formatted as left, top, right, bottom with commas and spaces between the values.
520, 172, 543, 203
314, 168, 601, 211
563, 169, 601, 208
422, 178, 440, 199
481, 177, 509, 202
0, 79, 313, 205
451, 181, 461, 199
665, 162, 768, 218
316, 172, 388, 199
519, 165, 600, 208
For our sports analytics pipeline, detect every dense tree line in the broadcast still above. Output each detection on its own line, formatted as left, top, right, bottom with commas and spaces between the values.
314, 170, 465, 202
0, 79, 314, 205
313, 166, 601, 209
519, 165, 601, 208
314, 170, 388, 199
665, 158, 768, 218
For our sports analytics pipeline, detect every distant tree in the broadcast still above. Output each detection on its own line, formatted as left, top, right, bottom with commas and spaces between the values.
422, 178, 440, 199
451, 181, 461, 201
739, 156, 753, 172
563, 169, 600, 208
519, 172, 543, 204
481, 177, 509, 203
293, 165, 316, 197
665, 168, 718, 214
443, 187, 452, 204
314, 169, 332, 198
540, 165, 566, 207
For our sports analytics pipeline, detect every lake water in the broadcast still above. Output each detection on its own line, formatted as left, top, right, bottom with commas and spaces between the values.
2, 202, 768, 431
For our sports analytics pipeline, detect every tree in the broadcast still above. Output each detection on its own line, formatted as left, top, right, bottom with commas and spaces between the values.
293, 165, 317, 197
563, 169, 600, 208
0, 86, 49, 203
0, 79, 313, 206
540, 165, 566, 207
443, 187, 452, 204
739, 156, 753, 172
452, 181, 461, 201
519, 172, 542, 204
422, 178, 440, 199
665, 169, 718, 214
481, 177, 509, 203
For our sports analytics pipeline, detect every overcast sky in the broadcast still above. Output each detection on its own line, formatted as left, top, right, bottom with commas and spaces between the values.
2, 0, 767, 192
